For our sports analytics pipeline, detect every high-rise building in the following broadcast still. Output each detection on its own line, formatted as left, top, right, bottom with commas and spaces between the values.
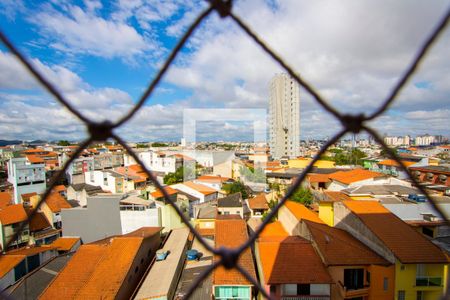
269, 73, 300, 159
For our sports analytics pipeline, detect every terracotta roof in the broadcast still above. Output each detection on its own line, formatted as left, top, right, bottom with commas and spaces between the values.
0, 192, 12, 209
26, 155, 45, 164
21, 192, 37, 202
214, 219, 256, 286
328, 169, 385, 185
307, 173, 331, 183
266, 161, 281, 167
29, 212, 51, 232
23, 148, 45, 153
0, 255, 26, 278
378, 159, 416, 167
0, 204, 28, 225
41, 237, 144, 299
248, 193, 269, 210
123, 227, 162, 238
197, 175, 233, 183
52, 185, 66, 192
284, 201, 324, 224
44, 193, 72, 213
323, 191, 352, 202
50, 237, 81, 251
150, 186, 178, 199
8, 245, 55, 256
258, 236, 332, 284
343, 201, 448, 263
183, 181, 217, 195
258, 221, 288, 240
304, 220, 389, 266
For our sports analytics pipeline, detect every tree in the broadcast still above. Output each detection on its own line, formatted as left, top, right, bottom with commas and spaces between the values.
163, 166, 196, 185
380, 147, 398, 158
57, 140, 70, 146
152, 142, 168, 147
239, 166, 265, 183
290, 187, 313, 207
136, 143, 149, 148
222, 181, 248, 199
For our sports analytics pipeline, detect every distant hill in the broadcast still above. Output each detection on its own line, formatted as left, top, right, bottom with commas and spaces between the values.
0, 140, 22, 146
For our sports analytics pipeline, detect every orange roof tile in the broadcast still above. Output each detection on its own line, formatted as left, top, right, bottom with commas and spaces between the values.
39, 244, 108, 299
23, 148, 45, 153
323, 191, 352, 202
344, 201, 448, 263
0, 255, 26, 278
41, 237, 145, 299
248, 193, 269, 210
43, 193, 72, 213
150, 186, 178, 199
29, 212, 51, 232
21, 192, 37, 202
214, 219, 256, 286
258, 236, 332, 284
183, 181, 217, 195
50, 237, 81, 251
26, 155, 45, 164
197, 175, 233, 183
304, 220, 389, 266
328, 169, 384, 185
307, 173, 331, 183
0, 192, 12, 209
258, 221, 288, 240
0, 204, 28, 225
378, 159, 415, 167
52, 185, 66, 192
284, 201, 325, 224
8, 245, 55, 256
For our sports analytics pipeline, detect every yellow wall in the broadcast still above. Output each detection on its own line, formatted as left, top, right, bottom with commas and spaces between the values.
318, 202, 334, 226
161, 203, 186, 233
350, 196, 375, 201
288, 159, 335, 169
395, 261, 446, 300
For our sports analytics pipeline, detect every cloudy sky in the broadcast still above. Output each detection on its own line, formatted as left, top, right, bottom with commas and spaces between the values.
0, 0, 449, 142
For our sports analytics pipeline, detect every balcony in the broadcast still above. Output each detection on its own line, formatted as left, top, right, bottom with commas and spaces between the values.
416, 277, 442, 287
338, 281, 369, 298
281, 296, 330, 300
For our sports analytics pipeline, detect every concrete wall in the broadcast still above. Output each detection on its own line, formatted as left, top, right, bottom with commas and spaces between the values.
120, 207, 160, 234
278, 205, 301, 236
61, 196, 122, 243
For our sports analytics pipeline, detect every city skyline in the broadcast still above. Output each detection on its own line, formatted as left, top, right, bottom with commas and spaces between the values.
0, 1, 449, 142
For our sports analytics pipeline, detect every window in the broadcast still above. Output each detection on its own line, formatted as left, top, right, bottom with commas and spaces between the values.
383, 277, 388, 291
344, 268, 364, 290
417, 291, 424, 300
366, 271, 371, 284
270, 285, 276, 296
298, 284, 310, 295
398, 290, 406, 300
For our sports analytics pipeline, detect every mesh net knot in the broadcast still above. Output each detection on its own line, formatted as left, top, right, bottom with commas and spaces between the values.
210, 0, 232, 18
217, 247, 239, 269
340, 113, 365, 134
88, 121, 113, 141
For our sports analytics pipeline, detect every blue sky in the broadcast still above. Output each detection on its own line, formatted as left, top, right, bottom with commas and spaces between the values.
0, 0, 449, 142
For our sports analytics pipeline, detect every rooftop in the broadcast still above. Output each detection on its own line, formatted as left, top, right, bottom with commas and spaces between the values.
217, 192, 242, 208
248, 193, 269, 210
378, 159, 416, 167
44, 192, 72, 213
284, 201, 324, 224
214, 219, 256, 286
0, 204, 28, 225
50, 237, 81, 252
344, 201, 448, 263
183, 181, 217, 195
150, 186, 178, 199
322, 191, 352, 202
0, 255, 26, 278
304, 220, 389, 266
328, 169, 385, 185
258, 236, 332, 284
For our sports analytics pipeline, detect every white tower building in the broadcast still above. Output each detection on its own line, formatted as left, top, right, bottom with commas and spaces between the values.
269, 73, 300, 159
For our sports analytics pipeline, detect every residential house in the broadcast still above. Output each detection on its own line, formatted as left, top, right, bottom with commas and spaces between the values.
247, 193, 269, 217
0, 204, 29, 251
255, 221, 333, 299
39, 227, 162, 299
6, 246, 58, 275
28, 212, 59, 246
409, 166, 450, 189
172, 181, 218, 204
318, 191, 352, 227
213, 218, 256, 300
334, 201, 449, 300
327, 169, 392, 191
217, 193, 244, 218
50, 237, 81, 254
0, 192, 12, 208
193, 204, 216, 237
7, 158, 46, 204
65, 156, 94, 185
277, 200, 325, 236
374, 159, 416, 179
150, 186, 187, 232
194, 175, 234, 191
39, 192, 72, 230
0, 254, 27, 291
66, 183, 104, 207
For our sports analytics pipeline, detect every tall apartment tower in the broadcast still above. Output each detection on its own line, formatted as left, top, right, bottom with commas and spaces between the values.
269, 73, 300, 159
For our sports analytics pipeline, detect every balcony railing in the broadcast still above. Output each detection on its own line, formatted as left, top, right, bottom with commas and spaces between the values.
338, 281, 369, 298
416, 277, 442, 287
282, 296, 330, 300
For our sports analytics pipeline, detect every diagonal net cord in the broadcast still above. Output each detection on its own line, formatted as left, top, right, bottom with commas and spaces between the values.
0, 1, 448, 299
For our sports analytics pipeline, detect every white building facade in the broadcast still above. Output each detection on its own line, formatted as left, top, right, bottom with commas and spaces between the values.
7, 158, 46, 204
269, 73, 300, 159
